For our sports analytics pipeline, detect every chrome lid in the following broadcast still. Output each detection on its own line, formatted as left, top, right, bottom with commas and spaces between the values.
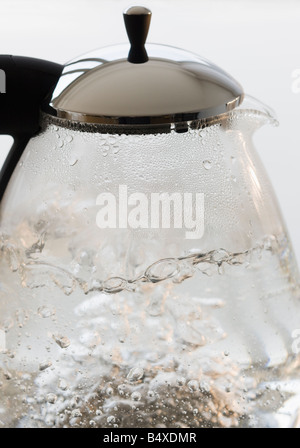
43, 6, 244, 127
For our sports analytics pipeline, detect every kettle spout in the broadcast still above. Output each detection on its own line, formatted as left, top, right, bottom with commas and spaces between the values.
233, 94, 279, 130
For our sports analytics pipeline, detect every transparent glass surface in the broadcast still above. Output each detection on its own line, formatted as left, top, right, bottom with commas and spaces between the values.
0, 99, 300, 428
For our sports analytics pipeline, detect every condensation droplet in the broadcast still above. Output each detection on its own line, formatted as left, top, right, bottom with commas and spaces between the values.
203, 160, 212, 170
69, 158, 78, 167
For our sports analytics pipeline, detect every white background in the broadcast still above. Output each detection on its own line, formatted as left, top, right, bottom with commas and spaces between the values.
0, 0, 299, 263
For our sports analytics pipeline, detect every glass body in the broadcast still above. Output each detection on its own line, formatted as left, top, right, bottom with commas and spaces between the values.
0, 100, 300, 428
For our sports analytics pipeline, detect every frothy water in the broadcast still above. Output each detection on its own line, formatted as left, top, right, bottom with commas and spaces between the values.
1, 226, 300, 428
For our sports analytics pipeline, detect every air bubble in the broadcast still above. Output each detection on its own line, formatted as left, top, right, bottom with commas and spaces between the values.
131, 391, 141, 401
176, 377, 186, 387
107, 415, 116, 424
46, 393, 57, 404
38, 306, 56, 318
145, 259, 179, 283
71, 409, 82, 418
187, 380, 199, 392
58, 379, 68, 390
127, 367, 144, 382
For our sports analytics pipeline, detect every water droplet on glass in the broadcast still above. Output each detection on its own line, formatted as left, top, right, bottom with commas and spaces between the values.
69, 158, 78, 167
66, 135, 73, 143
203, 160, 212, 170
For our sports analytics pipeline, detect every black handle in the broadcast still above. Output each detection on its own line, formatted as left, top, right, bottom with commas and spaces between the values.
0, 56, 63, 200
123, 6, 152, 64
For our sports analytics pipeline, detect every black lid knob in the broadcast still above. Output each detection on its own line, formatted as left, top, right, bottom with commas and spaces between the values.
123, 6, 152, 64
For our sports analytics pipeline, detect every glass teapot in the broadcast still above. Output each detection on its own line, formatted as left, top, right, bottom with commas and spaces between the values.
0, 7, 300, 429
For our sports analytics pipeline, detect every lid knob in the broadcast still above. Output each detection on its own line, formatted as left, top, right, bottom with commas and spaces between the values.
123, 6, 152, 64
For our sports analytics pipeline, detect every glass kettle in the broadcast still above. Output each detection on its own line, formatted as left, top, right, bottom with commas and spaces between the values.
0, 7, 300, 429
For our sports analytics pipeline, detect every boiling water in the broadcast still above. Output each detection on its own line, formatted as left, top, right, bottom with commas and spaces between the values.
0, 227, 300, 428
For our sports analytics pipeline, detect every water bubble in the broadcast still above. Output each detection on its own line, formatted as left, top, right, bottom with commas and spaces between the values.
71, 409, 82, 418
3, 371, 12, 380
46, 393, 57, 404
65, 135, 73, 143
203, 160, 212, 170
57, 140, 64, 148
131, 391, 141, 401
127, 367, 144, 382
58, 379, 68, 391
53, 334, 70, 349
103, 277, 127, 294
106, 386, 114, 396
147, 390, 155, 399
37, 305, 56, 318
187, 380, 199, 392
145, 259, 179, 283
39, 360, 52, 371
176, 377, 186, 387
211, 249, 230, 263
89, 420, 96, 427
107, 415, 116, 424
